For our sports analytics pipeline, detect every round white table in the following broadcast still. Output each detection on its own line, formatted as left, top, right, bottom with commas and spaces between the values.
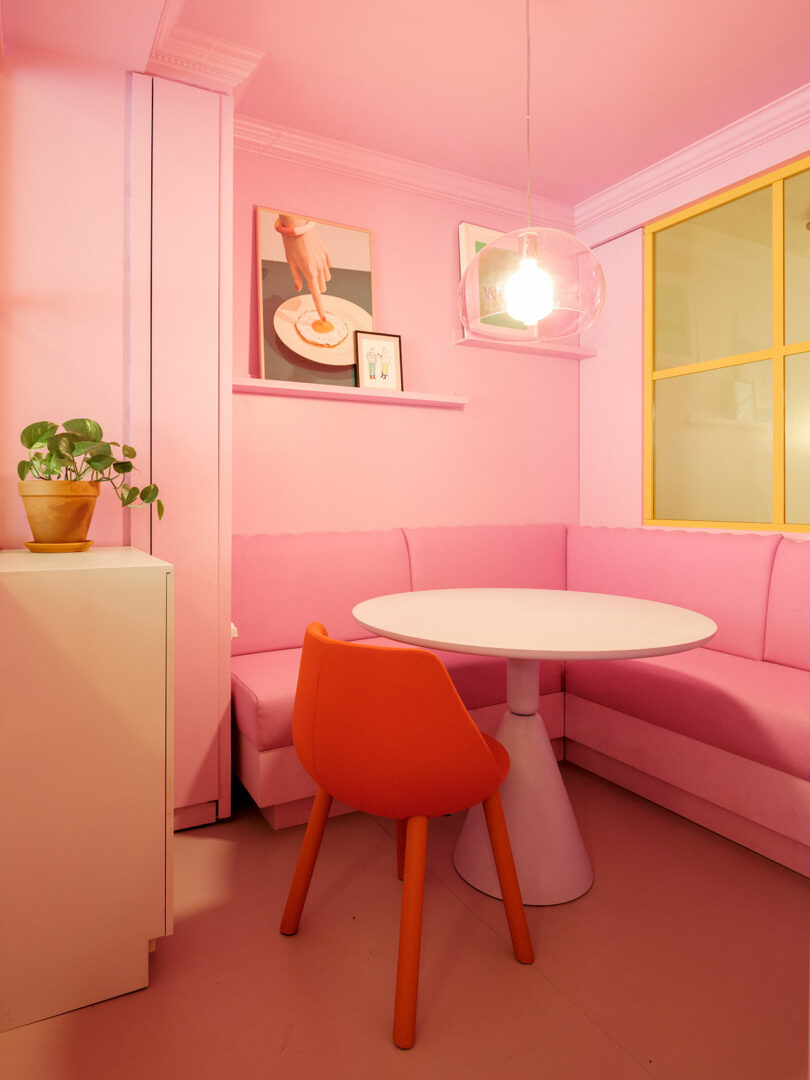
352, 588, 717, 906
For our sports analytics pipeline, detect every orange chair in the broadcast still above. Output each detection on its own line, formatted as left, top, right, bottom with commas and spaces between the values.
280, 622, 534, 1049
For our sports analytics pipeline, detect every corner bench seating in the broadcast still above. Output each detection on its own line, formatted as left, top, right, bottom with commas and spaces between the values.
231, 524, 810, 878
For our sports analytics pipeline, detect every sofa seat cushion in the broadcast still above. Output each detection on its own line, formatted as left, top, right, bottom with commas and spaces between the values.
565, 647, 810, 782
232, 640, 562, 752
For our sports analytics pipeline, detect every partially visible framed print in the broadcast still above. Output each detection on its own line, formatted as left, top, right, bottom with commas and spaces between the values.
355, 332, 403, 391
458, 221, 502, 274
458, 220, 525, 337
257, 207, 374, 386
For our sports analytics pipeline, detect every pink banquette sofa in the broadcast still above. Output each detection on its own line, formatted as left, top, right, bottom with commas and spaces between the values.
230, 524, 810, 878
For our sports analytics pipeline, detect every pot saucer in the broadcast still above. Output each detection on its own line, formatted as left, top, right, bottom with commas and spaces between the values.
25, 540, 94, 553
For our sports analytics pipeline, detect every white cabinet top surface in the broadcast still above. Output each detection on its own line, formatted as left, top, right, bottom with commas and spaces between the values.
0, 546, 173, 574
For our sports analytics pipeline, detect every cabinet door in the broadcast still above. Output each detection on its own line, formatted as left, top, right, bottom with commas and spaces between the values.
149, 78, 227, 819
0, 560, 170, 1031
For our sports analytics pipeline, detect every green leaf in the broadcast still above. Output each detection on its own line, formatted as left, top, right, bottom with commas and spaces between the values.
20, 421, 58, 450
46, 433, 79, 459
87, 453, 115, 471
113, 460, 133, 474
71, 440, 102, 454
140, 484, 158, 505
43, 451, 67, 474
156, 499, 165, 520
121, 486, 140, 506
63, 418, 103, 443
17, 460, 33, 480
122, 445, 137, 459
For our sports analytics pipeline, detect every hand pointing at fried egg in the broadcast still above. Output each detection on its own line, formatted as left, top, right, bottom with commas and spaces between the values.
276, 215, 332, 321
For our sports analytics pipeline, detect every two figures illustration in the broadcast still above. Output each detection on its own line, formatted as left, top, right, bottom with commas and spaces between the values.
366, 345, 390, 381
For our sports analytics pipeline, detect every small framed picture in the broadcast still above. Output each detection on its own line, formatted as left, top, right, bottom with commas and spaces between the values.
354, 331, 403, 390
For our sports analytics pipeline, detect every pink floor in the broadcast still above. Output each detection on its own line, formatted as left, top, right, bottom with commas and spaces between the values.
2, 765, 808, 1079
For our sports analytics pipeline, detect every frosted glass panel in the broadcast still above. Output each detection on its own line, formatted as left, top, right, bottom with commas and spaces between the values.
654, 361, 773, 522
654, 189, 772, 370
786, 352, 810, 524
784, 170, 810, 346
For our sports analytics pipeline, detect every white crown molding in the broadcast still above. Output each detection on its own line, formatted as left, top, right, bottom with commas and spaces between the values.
151, 0, 185, 51
147, 25, 265, 96
234, 114, 574, 229
576, 82, 810, 241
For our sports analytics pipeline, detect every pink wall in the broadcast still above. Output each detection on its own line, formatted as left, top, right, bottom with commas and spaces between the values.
232, 152, 580, 534
579, 230, 644, 527
577, 105, 810, 533
0, 53, 131, 549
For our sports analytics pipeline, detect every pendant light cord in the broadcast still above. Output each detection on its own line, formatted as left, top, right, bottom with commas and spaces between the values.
525, 0, 532, 228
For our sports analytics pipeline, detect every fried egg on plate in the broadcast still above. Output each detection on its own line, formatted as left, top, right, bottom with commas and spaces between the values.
295, 309, 349, 348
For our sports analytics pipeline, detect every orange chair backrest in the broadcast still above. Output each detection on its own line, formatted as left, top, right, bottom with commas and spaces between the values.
292, 623, 502, 820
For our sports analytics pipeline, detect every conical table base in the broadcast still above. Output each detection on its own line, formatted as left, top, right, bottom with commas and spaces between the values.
454, 661, 593, 906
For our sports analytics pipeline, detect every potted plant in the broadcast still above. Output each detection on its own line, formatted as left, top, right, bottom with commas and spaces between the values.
17, 418, 164, 552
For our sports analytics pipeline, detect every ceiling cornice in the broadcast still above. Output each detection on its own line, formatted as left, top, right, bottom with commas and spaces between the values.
150, 0, 184, 50
575, 82, 810, 241
233, 114, 575, 229
147, 24, 265, 95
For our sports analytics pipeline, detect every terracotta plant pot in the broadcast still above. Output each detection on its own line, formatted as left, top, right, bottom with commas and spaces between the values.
18, 479, 100, 547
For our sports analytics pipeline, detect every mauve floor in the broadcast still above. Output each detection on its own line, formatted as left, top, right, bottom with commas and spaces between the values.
2, 765, 808, 1080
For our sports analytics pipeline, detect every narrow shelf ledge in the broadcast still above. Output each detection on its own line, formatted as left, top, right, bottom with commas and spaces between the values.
233, 378, 467, 409
454, 336, 596, 360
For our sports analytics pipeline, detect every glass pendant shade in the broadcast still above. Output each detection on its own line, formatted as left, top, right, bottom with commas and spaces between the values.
459, 226, 606, 342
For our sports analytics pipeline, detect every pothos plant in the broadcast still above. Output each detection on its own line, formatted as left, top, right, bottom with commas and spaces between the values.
18, 418, 165, 519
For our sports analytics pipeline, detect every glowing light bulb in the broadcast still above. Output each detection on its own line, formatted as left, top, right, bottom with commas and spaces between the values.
504, 258, 554, 325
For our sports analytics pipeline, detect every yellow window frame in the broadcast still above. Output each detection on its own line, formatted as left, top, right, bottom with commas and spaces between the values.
644, 152, 810, 532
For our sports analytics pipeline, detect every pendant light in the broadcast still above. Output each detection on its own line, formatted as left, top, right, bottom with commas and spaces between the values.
458, 0, 605, 343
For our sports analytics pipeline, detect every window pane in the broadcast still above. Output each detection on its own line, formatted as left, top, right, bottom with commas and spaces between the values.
654, 188, 772, 370
786, 351, 810, 524
654, 361, 773, 522
784, 170, 810, 347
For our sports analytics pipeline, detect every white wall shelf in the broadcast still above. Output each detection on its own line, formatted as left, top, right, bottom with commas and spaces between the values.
454, 336, 596, 360
233, 377, 467, 409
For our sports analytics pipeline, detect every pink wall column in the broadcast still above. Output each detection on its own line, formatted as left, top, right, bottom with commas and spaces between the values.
232, 151, 580, 535
578, 230, 645, 527
0, 54, 131, 549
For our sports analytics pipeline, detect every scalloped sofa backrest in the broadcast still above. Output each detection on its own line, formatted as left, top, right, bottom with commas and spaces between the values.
231, 523, 796, 665
231, 530, 412, 656
566, 526, 781, 661
764, 537, 810, 671
404, 524, 567, 591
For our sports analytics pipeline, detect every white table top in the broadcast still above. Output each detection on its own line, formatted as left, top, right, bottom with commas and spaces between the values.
352, 588, 717, 661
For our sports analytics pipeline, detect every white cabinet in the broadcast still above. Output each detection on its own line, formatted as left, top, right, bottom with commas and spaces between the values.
0, 547, 173, 1032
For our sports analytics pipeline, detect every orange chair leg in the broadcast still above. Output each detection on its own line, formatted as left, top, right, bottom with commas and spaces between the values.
280, 786, 333, 936
482, 790, 534, 965
392, 815, 428, 1049
396, 819, 406, 881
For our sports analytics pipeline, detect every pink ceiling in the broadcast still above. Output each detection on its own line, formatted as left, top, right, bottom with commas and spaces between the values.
0, 0, 166, 72
180, 0, 810, 203
4, 0, 810, 204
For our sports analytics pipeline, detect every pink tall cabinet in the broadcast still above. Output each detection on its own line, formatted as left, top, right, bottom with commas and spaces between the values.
128, 74, 233, 828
